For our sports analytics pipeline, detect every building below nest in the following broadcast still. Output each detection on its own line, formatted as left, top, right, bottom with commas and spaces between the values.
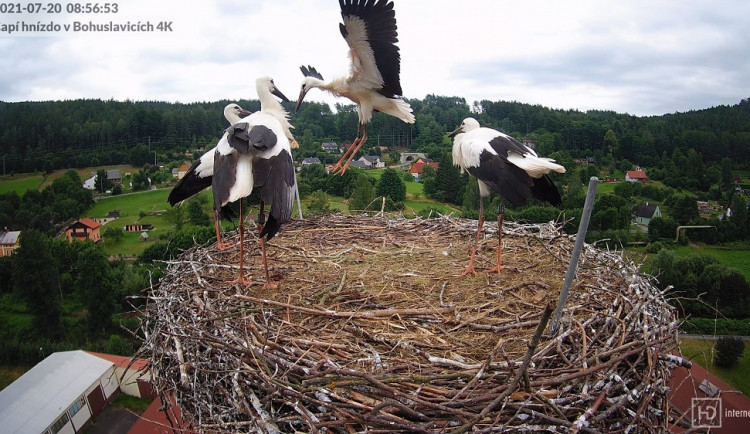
135, 214, 684, 432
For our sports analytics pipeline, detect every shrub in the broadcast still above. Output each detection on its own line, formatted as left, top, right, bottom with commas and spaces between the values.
714, 336, 745, 368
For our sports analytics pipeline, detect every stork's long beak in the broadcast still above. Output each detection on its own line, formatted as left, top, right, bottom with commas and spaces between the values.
239, 108, 252, 117
271, 87, 290, 103
295, 89, 307, 113
447, 126, 463, 138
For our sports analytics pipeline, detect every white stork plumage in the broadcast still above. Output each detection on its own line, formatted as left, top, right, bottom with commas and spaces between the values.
256, 76, 298, 149
168, 78, 296, 249
295, 0, 414, 175
168, 103, 251, 208
449, 117, 566, 276
213, 111, 296, 288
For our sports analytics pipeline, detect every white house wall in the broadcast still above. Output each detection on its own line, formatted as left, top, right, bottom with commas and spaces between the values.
116, 366, 151, 397
70, 401, 92, 432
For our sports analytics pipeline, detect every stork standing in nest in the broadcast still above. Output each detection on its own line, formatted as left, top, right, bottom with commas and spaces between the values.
295, 0, 414, 175
168, 78, 294, 249
214, 111, 295, 288
449, 117, 566, 276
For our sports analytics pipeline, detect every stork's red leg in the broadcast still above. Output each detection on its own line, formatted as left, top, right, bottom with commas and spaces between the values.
460, 197, 485, 277
485, 211, 505, 274
331, 136, 362, 175
256, 201, 277, 290
332, 124, 368, 175
259, 237, 277, 290
228, 199, 250, 286
214, 209, 232, 250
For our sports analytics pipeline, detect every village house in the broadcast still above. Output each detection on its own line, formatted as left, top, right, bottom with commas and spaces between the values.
0, 350, 156, 434
0, 229, 21, 257
634, 202, 662, 225
625, 170, 649, 183
174, 161, 192, 179
65, 218, 101, 243
409, 158, 439, 181
358, 155, 385, 169
82, 170, 123, 190
321, 141, 341, 153
302, 157, 322, 166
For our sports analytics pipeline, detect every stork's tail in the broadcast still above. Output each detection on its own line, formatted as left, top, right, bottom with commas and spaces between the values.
530, 174, 563, 207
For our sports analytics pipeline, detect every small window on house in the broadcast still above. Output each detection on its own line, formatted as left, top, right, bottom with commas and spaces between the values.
49, 413, 70, 433
68, 396, 86, 417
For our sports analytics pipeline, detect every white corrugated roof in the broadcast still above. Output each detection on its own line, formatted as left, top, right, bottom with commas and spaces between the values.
0, 350, 114, 433
0, 231, 20, 245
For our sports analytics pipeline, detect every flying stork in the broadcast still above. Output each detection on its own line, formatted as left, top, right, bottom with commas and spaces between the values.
213, 111, 296, 288
295, 0, 414, 175
449, 117, 566, 276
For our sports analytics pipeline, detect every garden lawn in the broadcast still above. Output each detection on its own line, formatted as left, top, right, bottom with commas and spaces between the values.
679, 337, 750, 397
0, 174, 44, 195
87, 188, 171, 219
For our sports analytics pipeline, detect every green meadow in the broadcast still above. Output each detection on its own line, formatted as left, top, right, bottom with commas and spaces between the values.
0, 174, 44, 195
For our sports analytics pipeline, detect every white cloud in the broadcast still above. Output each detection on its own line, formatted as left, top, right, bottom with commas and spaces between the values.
1, 0, 749, 115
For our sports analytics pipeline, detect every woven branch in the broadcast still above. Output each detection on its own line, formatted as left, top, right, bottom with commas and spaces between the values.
134, 214, 681, 433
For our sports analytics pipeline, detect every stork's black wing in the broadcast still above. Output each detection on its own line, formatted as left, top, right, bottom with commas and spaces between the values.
339, 0, 402, 97
253, 149, 296, 240
225, 123, 278, 154
168, 156, 212, 206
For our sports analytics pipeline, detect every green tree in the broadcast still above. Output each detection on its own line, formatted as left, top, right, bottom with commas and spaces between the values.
131, 169, 151, 191
94, 169, 114, 193
665, 192, 699, 225
103, 226, 123, 242
74, 243, 116, 338
164, 204, 186, 230
603, 129, 619, 156
715, 336, 744, 368
349, 174, 376, 212
186, 199, 210, 226
307, 190, 332, 216
376, 168, 406, 203
12, 230, 63, 339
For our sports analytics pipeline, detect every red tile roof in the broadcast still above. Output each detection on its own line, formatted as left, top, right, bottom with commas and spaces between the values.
77, 218, 101, 229
626, 170, 648, 179
87, 351, 148, 371
668, 354, 750, 432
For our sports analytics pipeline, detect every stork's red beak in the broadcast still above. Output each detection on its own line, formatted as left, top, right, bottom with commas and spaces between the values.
239, 108, 252, 117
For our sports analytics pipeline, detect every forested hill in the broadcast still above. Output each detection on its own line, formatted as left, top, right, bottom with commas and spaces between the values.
1, 96, 749, 174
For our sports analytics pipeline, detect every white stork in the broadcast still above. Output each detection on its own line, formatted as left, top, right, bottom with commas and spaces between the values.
449, 117, 566, 276
295, 0, 414, 175
168, 103, 251, 208
168, 78, 296, 249
213, 111, 296, 288
256, 76, 299, 148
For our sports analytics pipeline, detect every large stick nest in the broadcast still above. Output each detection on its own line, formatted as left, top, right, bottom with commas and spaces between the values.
136, 214, 684, 433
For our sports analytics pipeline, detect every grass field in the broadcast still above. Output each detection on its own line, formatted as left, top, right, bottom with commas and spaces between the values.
680, 338, 750, 396
39, 165, 137, 190
671, 242, 750, 282
0, 174, 44, 195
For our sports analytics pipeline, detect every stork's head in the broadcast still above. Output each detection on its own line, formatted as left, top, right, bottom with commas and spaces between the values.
448, 117, 481, 137
224, 103, 251, 120
295, 65, 325, 112
256, 76, 290, 103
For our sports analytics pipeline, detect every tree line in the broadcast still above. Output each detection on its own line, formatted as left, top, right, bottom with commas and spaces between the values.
2, 95, 749, 175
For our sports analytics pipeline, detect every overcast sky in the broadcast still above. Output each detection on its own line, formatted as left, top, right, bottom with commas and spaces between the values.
1, 0, 749, 116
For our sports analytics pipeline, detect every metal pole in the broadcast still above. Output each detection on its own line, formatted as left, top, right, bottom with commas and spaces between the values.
549, 176, 599, 334
294, 171, 303, 220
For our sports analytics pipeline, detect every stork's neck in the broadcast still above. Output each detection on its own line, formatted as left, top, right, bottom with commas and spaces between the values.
225, 110, 242, 125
